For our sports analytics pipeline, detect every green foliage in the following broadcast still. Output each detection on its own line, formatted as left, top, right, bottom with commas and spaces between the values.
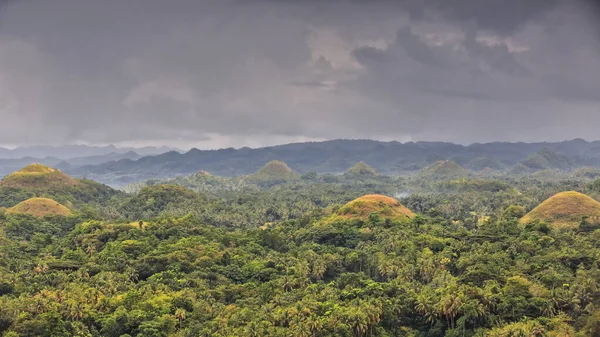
502, 205, 526, 219
521, 148, 572, 170
118, 184, 202, 220
466, 156, 505, 171
0, 179, 119, 208
587, 178, 600, 194
0, 167, 599, 336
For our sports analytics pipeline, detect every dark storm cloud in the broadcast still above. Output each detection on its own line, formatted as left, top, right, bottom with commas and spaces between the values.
0, 0, 598, 147
257, 0, 562, 34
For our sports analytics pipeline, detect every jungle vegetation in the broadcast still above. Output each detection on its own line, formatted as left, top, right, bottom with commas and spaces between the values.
0, 163, 599, 336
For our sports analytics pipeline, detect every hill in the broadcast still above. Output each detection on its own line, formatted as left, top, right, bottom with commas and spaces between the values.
521, 148, 572, 170
418, 160, 469, 179
247, 161, 299, 185
335, 194, 415, 221
521, 191, 600, 229
466, 156, 505, 171
6, 197, 72, 217
1, 163, 78, 188
574, 167, 600, 180
61, 139, 600, 186
0, 164, 120, 207
0, 144, 177, 159
119, 184, 202, 220
476, 167, 503, 177
508, 163, 532, 175
344, 161, 378, 177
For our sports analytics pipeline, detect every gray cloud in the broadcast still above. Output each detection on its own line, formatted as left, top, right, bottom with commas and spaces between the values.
256, 0, 563, 34
0, 0, 598, 148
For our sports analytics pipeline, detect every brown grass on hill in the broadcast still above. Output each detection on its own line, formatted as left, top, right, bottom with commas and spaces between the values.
1, 164, 78, 188
258, 160, 293, 174
249, 160, 298, 181
336, 194, 415, 221
521, 191, 600, 229
345, 162, 377, 176
7, 197, 72, 217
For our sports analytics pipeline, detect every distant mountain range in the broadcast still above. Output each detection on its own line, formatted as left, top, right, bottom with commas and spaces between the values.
0, 145, 179, 179
58, 138, 600, 187
0, 145, 179, 159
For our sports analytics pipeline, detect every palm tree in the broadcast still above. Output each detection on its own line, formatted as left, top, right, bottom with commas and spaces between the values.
305, 314, 323, 337
416, 292, 438, 325
175, 308, 187, 329
439, 293, 462, 328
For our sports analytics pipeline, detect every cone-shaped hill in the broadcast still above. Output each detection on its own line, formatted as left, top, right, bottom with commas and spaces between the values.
0, 164, 119, 207
119, 184, 201, 220
418, 160, 469, 180
6, 197, 72, 217
344, 162, 377, 177
521, 191, 600, 229
1, 163, 78, 188
247, 161, 299, 185
335, 194, 415, 222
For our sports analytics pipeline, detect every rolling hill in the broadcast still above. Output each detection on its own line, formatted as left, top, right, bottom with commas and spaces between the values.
1, 163, 79, 188
521, 148, 572, 170
0, 144, 177, 159
418, 160, 470, 179
466, 156, 505, 171
0, 164, 120, 207
118, 184, 201, 220
6, 197, 72, 217
36, 139, 600, 186
334, 194, 415, 222
247, 161, 299, 185
521, 191, 600, 229
344, 161, 378, 177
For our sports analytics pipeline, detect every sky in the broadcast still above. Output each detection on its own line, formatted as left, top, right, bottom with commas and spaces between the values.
0, 0, 599, 149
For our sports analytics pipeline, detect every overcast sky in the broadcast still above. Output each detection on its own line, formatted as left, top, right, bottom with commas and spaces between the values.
0, 0, 599, 149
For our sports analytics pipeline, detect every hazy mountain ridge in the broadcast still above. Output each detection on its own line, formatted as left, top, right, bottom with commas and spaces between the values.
0, 152, 144, 178
0, 145, 179, 159
0, 146, 175, 179
65, 139, 600, 186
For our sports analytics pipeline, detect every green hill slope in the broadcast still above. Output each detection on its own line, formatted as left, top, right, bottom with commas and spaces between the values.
418, 160, 469, 180
521, 148, 571, 170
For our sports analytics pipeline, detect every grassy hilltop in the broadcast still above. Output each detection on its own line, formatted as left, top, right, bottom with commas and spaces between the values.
0, 164, 119, 207
1, 163, 78, 188
521, 191, 600, 229
6, 197, 72, 217
335, 194, 415, 221
247, 160, 299, 185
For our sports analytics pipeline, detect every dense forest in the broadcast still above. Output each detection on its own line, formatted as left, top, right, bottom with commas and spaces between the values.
0, 162, 599, 336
